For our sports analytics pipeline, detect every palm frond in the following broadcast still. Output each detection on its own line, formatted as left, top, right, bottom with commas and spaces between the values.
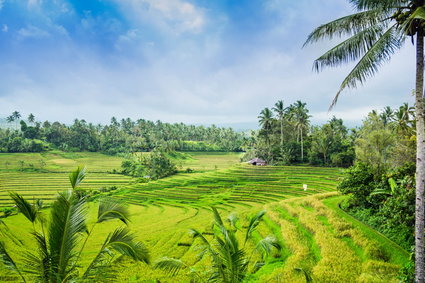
9, 192, 38, 223
255, 236, 281, 259
313, 25, 385, 71
294, 267, 313, 283
304, 9, 390, 46
0, 241, 27, 282
226, 213, 239, 230
83, 227, 149, 278
331, 24, 404, 109
22, 232, 50, 282
154, 257, 185, 276
244, 210, 266, 245
97, 198, 130, 225
409, 6, 425, 21
212, 207, 224, 227
350, 0, 406, 11
48, 191, 87, 281
69, 166, 86, 190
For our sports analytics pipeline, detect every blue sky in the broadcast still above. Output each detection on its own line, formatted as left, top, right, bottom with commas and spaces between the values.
0, 0, 417, 128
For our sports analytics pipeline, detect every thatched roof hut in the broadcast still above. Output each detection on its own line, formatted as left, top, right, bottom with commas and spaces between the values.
247, 158, 267, 166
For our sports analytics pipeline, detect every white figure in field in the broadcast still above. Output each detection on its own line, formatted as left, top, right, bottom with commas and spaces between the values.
303, 184, 308, 191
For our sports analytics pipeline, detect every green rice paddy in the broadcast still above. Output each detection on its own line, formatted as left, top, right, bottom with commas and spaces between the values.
0, 151, 410, 282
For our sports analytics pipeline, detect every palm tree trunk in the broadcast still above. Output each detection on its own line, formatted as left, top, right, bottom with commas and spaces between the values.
415, 29, 425, 283
300, 128, 304, 162
280, 119, 283, 147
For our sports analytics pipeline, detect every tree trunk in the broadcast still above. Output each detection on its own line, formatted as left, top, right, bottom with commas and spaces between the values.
280, 119, 283, 147
300, 128, 304, 162
415, 30, 425, 283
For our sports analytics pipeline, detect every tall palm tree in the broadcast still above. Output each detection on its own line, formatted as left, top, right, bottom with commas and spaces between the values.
304, 1, 425, 280
11, 111, 21, 131
28, 113, 35, 125
288, 101, 310, 162
272, 100, 286, 148
380, 106, 394, 126
0, 166, 149, 282
258, 108, 274, 160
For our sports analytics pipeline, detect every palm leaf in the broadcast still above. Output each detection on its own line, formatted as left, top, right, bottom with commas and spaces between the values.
304, 9, 390, 46
255, 236, 281, 259
97, 199, 130, 225
350, 0, 406, 11
9, 192, 38, 223
69, 166, 86, 190
155, 257, 185, 276
22, 232, 50, 282
244, 210, 266, 245
83, 227, 149, 278
313, 25, 385, 71
0, 241, 27, 282
330, 24, 404, 109
48, 191, 87, 281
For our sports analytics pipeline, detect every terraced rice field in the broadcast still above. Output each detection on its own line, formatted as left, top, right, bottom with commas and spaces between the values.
0, 151, 130, 207
113, 164, 340, 208
0, 172, 132, 206
0, 152, 410, 282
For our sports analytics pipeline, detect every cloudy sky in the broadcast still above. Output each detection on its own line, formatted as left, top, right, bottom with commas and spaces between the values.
0, 0, 418, 129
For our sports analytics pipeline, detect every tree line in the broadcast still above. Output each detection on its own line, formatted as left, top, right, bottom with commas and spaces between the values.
245, 100, 356, 167
0, 113, 246, 154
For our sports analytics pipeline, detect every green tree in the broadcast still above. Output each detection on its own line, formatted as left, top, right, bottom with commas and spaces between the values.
27, 113, 35, 125
288, 101, 310, 162
0, 166, 149, 282
272, 100, 286, 148
304, 1, 425, 279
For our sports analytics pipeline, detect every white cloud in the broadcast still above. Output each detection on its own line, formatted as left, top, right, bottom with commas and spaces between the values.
18, 25, 50, 38
115, 0, 205, 34
2, 24, 7, 32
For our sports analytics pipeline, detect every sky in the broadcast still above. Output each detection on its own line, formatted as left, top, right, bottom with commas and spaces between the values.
0, 0, 418, 129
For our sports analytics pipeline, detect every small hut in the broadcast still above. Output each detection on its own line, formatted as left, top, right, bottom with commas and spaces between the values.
247, 158, 267, 166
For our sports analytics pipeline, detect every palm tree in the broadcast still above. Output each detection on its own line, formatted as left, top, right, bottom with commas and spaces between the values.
0, 166, 149, 282
288, 101, 310, 162
272, 100, 286, 148
304, 1, 425, 280
155, 208, 280, 282
258, 108, 274, 161
28, 113, 35, 125
380, 106, 394, 126
11, 111, 21, 130
394, 103, 415, 134
6, 115, 14, 129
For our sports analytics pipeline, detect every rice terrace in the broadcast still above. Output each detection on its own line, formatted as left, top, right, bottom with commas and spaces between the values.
1, 0, 424, 282
0, 151, 410, 282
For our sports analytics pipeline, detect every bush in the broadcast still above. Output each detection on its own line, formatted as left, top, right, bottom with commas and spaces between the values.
337, 163, 376, 207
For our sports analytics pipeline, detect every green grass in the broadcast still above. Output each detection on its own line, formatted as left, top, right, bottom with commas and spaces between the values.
0, 151, 410, 282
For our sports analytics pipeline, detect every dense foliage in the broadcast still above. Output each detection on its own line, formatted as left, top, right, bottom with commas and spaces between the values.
121, 150, 178, 180
0, 112, 246, 154
338, 105, 417, 253
245, 100, 355, 167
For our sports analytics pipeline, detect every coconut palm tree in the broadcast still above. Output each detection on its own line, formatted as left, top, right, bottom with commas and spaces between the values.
0, 166, 149, 282
11, 111, 21, 131
288, 101, 310, 162
380, 106, 394, 126
258, 108, 275, 161
272, 100, 286, 148
27, 113, 35, 125
304, 0, 425, 280
155, 208, 280, 282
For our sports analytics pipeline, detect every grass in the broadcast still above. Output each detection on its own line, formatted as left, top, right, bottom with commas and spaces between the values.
0, 151, 410, 282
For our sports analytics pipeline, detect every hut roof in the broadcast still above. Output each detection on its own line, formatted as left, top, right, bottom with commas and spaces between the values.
248, 158, 267, 164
